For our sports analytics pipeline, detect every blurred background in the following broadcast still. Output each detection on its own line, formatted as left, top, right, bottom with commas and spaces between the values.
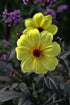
0, 0, 70, 46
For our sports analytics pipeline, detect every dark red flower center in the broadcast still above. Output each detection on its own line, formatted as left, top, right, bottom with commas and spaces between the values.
37, 27, 43, 32
33, 49, 41, 57
31, 48, 42, 58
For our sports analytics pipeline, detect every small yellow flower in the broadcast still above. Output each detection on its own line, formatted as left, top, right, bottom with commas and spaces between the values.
16, 29, 61, 74
23, 12, 58, 35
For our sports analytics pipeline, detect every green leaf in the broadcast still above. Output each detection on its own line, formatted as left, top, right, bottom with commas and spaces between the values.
44, 76, 60, 94
0, 91, 23, 102
18, 99, 32, 105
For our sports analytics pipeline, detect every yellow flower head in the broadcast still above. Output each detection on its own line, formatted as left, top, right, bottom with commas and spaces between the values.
23, 12, 58, 35
16, 29, 61, 74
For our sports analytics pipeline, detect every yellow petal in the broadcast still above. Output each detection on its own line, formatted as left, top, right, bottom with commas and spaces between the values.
33, 56, 58, 73
46, 25, 58, 35
21, 57, 34, 73
41, 15, 52, 29
33, 12, 44, 27
27, 29, 40, 47
25, 18, 34, 28
44, 42, 61, 57
33, 58, 48, 74
16, 46, 30, 60
17, 35, 32, 48
40, 31, 53, 47
42, 56, 58, 70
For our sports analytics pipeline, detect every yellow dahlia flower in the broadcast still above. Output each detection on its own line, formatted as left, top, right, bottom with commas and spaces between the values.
16, 29, 61, 74
23, 12, 58, 35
